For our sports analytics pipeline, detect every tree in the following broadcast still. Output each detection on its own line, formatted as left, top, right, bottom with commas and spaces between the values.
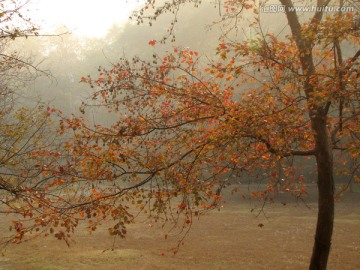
0, 0, 80, 246
70, 1, 358, 269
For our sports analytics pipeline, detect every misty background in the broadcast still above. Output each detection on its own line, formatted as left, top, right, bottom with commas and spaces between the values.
6, 0, 357, 187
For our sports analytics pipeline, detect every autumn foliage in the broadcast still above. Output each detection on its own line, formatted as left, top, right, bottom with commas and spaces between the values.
1, 0, 360, 269
66, 1, 360, 269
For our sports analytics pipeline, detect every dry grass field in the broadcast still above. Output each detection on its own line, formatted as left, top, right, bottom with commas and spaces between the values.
0, 184, 359, 270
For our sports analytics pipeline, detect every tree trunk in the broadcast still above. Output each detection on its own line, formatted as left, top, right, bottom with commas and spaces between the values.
279, 1, 334, 268
309, 117, 335, 270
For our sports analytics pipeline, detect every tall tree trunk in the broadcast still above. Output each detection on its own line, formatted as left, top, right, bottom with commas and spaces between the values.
279, 1, 335, 268
309, 117, 335, 270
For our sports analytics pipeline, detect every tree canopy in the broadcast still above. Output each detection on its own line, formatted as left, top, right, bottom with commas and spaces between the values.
49, 0, 360, 269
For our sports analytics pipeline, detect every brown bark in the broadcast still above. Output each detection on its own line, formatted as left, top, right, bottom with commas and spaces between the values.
309, 117, 335, 270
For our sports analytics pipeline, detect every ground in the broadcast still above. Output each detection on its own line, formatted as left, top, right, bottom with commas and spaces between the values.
0, 184, 359, 270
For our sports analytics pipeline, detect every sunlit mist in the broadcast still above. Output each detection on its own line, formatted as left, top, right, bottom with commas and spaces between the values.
30, 0, 144, 37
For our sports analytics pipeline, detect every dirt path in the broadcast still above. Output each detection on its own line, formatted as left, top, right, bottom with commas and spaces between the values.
0, 188, 359, 269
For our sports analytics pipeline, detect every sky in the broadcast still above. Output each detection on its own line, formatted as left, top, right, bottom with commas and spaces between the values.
29, 0, 144, 38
